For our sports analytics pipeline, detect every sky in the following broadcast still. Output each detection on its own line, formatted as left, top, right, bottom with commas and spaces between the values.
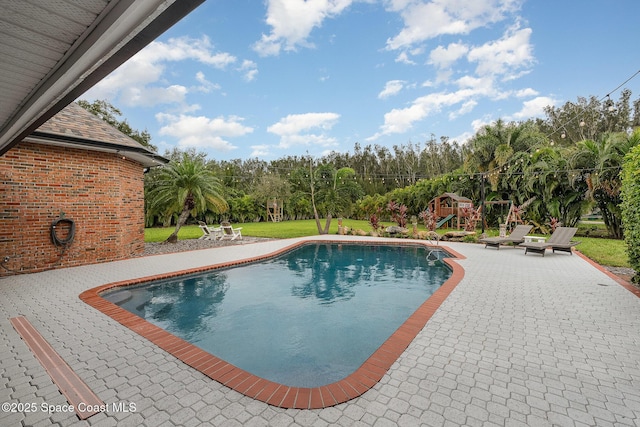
81, 0, 640, 161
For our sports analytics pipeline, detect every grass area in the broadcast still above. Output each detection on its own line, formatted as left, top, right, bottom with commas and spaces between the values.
144, 219, 374, 242
145, 226, 203, 242
146, 219, 630, 268
572, 236, 629, 268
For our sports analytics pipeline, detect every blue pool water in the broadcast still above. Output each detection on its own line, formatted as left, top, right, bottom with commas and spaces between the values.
104, 243, 451, 387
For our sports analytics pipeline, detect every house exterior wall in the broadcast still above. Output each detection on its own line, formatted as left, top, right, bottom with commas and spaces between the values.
0, 142, 145, 276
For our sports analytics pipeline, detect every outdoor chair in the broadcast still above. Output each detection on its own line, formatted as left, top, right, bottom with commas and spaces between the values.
198, 221, 222, 240
220, 223, 242, 241
479, 224, 533, 249
520, 227, 580, 256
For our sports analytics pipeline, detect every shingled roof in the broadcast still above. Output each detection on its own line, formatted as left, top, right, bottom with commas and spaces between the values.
24, 103, 167, 167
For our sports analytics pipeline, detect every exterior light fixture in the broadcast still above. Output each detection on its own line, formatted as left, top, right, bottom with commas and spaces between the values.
605, 95, 615, 112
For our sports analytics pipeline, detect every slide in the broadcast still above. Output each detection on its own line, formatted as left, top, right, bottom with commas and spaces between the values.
436, 214, 455, 229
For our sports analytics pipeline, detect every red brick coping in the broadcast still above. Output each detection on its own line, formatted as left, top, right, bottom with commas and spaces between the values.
575, 251, 640, 298
80, 240, 465, 409
10, 316, 105, 420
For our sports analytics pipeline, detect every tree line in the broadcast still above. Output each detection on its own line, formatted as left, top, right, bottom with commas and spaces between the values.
80, 89, 640, 240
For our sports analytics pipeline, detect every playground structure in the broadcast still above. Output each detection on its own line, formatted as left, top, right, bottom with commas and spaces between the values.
428, 193, 474, 230
266, 199, 284, 222
429, 192, 526, 231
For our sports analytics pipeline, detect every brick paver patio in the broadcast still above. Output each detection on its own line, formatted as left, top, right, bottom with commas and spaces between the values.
1, 236, 639, 426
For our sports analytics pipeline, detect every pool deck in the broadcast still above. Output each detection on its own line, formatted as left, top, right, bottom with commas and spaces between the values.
1, 235, 639, 426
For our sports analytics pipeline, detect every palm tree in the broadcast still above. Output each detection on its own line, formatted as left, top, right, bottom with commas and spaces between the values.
524, 146, 586, 230
569, 129, 639, 239
148, 154, 228, 243
464, 120, 545, 189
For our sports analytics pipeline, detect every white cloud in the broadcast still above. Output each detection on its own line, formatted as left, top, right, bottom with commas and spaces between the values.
137, 36, 236, 68
194, 72, 221, 93
469, 116, 497, 136
368, 86, 488, 140
267, 112, 340, 148
395, 52, 416, 65
509, 96, 556, 120
84, 36, 243, 107
448, 99, 477, 119
369, 7, 537, 141
467, 25, 534, 78
429, 42, 469, 69
250, 144, 272, 158
239, 60, 259, 82
378, 80, 406, 99
253, 0, 354, 56
156, 113, 253, 151
454, 75, 495, 93
514, 88, 538, 98
119, 85, 189, 107
385, 0, 523, 51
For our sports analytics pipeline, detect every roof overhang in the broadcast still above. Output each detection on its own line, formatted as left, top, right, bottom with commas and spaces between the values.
25, 131, 168, 168
0, 0, 204, 157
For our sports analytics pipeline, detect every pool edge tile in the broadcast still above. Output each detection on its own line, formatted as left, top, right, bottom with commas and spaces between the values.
79, 238, 466, 409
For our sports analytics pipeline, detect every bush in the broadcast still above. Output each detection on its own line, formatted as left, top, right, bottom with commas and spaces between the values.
621, 144, 640, 282
463, 234, 478, 243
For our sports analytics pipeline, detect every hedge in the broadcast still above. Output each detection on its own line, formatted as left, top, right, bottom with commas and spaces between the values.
621, 143, 640, 282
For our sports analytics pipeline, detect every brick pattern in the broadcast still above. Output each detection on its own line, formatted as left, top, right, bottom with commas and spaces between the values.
0, 142, 145, 276
1, 236, 639, 426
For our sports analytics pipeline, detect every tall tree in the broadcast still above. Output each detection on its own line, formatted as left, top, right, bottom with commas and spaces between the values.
464, 119, 545, 189
570, 129, 640, 238
147, 153, 228, 243
77, 99, 157, 152
525, 147, 586, 229
306, 160, 363, 234
540, 89, 639, 145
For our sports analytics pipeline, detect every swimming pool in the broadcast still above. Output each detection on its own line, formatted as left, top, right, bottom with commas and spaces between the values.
103, 243, 451, 388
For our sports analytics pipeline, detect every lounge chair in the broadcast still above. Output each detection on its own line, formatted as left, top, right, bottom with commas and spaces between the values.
220, 223, 242, 241
479, 224, 533, 249
520, 227, 580, 256
198, 221, 222, 240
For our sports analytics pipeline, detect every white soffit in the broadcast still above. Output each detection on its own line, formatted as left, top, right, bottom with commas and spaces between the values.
0, 0, 204, 155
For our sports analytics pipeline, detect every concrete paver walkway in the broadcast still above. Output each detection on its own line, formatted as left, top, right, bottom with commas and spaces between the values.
1, 236, 639, 426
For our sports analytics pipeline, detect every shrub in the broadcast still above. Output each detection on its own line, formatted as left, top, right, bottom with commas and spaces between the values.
621, 143, 640, 282
418, 208, 437, 231
461, 207, 480, 232
388, 200, 408, 228
368, 207, 384, 233
463, 234, 478, 243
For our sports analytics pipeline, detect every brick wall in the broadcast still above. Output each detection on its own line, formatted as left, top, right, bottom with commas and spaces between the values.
0, 142, 145, 276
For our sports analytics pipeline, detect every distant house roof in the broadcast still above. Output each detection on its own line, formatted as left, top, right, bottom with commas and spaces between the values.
23, 103, 167, 168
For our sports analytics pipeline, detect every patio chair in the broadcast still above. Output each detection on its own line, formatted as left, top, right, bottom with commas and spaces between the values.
220, 223, 242, 241
520, 227, 580, 256
198, 221, 222, 240
479, 224, 533, 249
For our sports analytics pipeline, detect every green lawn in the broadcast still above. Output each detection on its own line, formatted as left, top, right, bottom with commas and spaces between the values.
144, 219, 373, 242
146, 220, 630, 268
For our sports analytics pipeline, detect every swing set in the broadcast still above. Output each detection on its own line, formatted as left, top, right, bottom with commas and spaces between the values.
479, 200, 524, 233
